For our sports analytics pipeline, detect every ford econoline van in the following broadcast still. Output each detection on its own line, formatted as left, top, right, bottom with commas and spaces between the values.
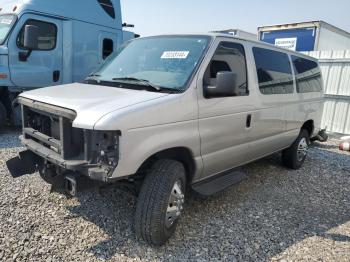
9, 33, 326, 246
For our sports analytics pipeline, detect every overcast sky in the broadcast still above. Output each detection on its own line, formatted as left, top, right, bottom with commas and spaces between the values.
120, 0, 350, 37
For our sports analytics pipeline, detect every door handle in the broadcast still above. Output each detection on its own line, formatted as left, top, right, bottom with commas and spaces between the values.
53, 70, 60, 82
246, 114, 252, 128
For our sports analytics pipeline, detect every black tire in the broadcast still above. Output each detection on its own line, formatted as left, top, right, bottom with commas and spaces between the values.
0, 102, 7, 128
282, 129, 310, 169
135, 159, 186, 246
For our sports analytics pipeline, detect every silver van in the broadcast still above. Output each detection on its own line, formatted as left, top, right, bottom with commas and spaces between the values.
9, 33, 327, 246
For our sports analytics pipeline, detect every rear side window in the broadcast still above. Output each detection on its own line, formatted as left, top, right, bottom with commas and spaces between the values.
17, 20, 57, 50
204, 42, 248, 96
103, 38, 114, 59
292, 56, 323, 93
253, 47, 294, 95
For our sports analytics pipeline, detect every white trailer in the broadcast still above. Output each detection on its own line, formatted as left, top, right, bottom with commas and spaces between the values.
258, 21, 350, 52
213, 29, 257, 41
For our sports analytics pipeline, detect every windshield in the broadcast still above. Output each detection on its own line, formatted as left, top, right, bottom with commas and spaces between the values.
93, 36, 211, 91
0, 15, 16, 45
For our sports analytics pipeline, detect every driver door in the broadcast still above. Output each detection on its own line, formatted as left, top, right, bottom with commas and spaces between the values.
197, 40, 255, 179
8, 14, 63, 89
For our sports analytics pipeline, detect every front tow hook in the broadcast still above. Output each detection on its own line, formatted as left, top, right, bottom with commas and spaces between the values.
65, 174, 78, 197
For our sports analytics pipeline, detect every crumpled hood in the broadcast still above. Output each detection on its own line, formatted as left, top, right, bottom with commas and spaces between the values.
20, 83, 169, 129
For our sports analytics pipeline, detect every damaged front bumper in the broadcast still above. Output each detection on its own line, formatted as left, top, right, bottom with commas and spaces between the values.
13, 136, 117, 183
20, 135, 89, 171
10, 98, 120, 184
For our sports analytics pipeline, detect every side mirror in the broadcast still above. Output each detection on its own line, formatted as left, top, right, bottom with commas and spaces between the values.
205, 71, 239, 98
23, 25, 39, 50
19, 25, 39, 62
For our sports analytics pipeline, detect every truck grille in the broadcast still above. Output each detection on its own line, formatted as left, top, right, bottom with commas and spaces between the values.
19, 98, 84, 160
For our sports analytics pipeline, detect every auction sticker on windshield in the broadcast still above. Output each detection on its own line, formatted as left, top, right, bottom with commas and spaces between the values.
161, 51, 189, 59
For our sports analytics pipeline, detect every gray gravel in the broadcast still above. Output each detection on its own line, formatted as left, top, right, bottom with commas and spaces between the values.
0, 128, 349, 261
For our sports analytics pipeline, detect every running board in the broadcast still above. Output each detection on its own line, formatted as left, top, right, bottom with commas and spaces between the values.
192, 170, 247, 196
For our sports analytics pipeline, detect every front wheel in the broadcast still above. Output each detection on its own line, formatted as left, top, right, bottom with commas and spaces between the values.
135, 159, 186, 246
282, 129, 310, 169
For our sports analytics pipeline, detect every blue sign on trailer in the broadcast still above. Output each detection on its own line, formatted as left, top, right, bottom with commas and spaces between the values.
260, 27, 317, 52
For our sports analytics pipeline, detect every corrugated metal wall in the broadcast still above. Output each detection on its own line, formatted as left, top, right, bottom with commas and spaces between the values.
304, 50, 350, 134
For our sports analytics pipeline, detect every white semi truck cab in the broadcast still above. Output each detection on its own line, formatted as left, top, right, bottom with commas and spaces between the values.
0, 0, 135, 127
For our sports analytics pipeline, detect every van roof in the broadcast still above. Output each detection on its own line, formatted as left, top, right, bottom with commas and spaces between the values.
0, 0, 122, 29
138, 33, 319, 61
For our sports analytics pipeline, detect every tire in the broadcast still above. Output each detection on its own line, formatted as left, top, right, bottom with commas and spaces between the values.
282, 129, 310, 169
135, 159, 186, 246
0, 102, 7, 128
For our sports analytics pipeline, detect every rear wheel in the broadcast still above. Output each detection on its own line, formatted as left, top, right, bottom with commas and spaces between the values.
282, 129, 310, 169
135, 159, 186, 246
0, 102, 7, 128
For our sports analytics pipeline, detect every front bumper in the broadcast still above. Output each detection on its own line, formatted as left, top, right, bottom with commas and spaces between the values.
20, 135, 88, 170
20, 135, 115, 182
18, 97, 118, 182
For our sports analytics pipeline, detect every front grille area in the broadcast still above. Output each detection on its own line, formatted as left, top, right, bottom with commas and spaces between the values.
20, 98, 84, 160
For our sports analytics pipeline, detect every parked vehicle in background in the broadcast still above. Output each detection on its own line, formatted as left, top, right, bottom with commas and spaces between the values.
8, 33, 327, 246
258, 20, 350, 52
0, 0, 136, 127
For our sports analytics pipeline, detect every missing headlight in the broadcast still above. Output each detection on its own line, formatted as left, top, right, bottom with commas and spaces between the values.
97, 132, 119, 168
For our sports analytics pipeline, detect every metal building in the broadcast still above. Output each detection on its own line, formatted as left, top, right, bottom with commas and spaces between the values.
304, 50, 350, 135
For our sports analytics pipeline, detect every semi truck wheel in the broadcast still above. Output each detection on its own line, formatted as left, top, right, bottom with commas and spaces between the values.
0, 102, 7, 128
282, 129, 310, 170
135, 159, 186, 246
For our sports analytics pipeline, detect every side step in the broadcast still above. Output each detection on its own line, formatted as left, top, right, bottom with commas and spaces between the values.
192, 169, 247, 196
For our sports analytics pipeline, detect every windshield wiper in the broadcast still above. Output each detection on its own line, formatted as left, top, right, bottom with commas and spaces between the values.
112, 77, 161, 91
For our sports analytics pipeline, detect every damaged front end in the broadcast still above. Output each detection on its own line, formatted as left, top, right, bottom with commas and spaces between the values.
6, 97, 121, 195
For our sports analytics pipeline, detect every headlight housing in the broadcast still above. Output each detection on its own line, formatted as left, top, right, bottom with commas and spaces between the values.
93, 131, 120, 168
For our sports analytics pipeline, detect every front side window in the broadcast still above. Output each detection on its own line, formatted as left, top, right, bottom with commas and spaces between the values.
94, 36, 210, 91
292, 56, 323, 93
253, 47, 294, 95
203, 41, 248, 96
17, 20, 57, 50
0, 15, 16, 45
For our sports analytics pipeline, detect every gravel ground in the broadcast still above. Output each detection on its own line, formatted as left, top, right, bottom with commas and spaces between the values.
0, 128, 349, 262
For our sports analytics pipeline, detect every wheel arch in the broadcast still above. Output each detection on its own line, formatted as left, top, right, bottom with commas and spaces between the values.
302, 119, 314, 137
137, 147, 196, 183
